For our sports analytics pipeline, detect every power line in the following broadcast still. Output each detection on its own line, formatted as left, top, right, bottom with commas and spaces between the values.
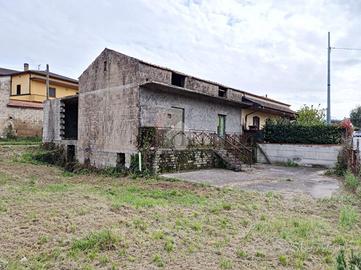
332, 47, 361, 51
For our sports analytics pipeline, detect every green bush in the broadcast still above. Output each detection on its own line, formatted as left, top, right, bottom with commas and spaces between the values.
344, 171, 360, 191
336, 249, 361, 269
339, 205, 359, 228
264, 119, 343, 144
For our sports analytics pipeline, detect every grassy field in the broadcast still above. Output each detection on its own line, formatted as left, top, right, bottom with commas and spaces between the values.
0, 137, 41, 146
0, 145, 361, 269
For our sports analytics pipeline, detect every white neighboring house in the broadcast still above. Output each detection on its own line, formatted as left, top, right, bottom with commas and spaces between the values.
352, 130, 361, 151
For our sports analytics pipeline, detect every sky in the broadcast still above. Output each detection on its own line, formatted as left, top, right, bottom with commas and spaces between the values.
1, 0, 361, 119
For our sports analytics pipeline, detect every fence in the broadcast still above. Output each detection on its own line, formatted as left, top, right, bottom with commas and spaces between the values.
138, 127, 254, 165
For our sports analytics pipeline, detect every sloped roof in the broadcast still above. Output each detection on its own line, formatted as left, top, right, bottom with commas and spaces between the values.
0, 66, 77, 83
102, 48, 291, 107
0, 67, 19, 76
7, 100, 43, 109
26, 70, 78, 84
242, 96, 295, 115
141, 81, 252, 108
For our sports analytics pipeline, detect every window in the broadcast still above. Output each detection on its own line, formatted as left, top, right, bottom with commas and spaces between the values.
62, 97, 78, 140
217, 114, 226, 138
253, 116, 260, 130
171, 72, 185, 87
104, 61, 107, 71
16, 84, 21, 95
49, 87, 56, 98
218, 86, 227, 98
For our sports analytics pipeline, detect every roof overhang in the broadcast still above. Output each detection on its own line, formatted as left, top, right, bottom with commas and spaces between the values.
140, 81, 252, 108
7, 100, 43, 110
242, 96, 296, 117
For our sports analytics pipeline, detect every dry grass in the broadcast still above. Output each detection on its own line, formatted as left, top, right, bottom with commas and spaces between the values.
0, 145, 361, 269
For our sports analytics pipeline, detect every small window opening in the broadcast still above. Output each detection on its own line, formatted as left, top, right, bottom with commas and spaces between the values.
63, 97, 78, 140
116, 153, 126, 168
171, 72, 185, 87
218, 86, 227, 98
104, 61, 107, 71
252, 116, 260, 130
49, 87, 56, 98
67, 145, 75, 162
167, 113, 172, 119
16, 84, 21, 95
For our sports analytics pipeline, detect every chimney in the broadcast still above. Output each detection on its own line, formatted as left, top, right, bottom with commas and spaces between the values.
24, 63, 29, 71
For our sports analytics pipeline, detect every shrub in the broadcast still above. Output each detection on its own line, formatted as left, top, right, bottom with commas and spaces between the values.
279, 255, 288, 266
344, 171, 360, 191
264, 119, 343, 144
336, 250, 361, 269
334, 146, 349, 176
71, 230, 119, 252
152, 254, 165, 267
339, 206, 358, 229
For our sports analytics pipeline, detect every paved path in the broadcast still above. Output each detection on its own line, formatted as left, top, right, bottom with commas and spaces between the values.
162, 164, 341, 198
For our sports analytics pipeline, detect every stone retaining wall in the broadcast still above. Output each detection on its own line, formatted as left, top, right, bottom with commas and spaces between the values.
152, 148, 222, 173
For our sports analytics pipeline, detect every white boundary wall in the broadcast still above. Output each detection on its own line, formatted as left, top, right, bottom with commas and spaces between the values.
257, 143, 342, 168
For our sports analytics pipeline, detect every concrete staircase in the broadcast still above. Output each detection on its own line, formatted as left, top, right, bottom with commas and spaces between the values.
214, 149, 243, 172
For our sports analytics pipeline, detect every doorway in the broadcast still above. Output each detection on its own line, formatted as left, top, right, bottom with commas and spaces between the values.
166, 107, 185, 147
217, 114, 226, 138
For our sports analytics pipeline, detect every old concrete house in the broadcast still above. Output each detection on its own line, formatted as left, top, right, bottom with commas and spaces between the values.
0, 64, 78, 137
43, 49, 295, 172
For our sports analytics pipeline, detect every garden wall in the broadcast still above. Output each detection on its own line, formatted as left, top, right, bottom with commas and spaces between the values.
257, 143, 342, 168
152, 149, 223, 173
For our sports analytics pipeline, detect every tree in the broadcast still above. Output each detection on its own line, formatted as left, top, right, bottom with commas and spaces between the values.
296, 105, 326, 126
350, 106, 361, 128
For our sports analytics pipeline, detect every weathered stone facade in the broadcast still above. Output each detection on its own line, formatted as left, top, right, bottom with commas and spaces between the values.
0, 76, 43, 137
43, 99, 62, 142
140, 87, 242, 133
152, 149, 222, 173
43, 48, 295, 172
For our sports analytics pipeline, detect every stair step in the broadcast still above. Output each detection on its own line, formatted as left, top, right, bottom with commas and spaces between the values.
214, 149, 243, 172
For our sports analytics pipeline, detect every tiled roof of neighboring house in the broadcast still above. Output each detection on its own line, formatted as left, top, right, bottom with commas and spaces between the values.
7, 100, 43, 109
12, 70, 78, 84
0, 67, 19, 76
0, 66, 78, 84
27, 70, 78, 84
242, 96, 295, 115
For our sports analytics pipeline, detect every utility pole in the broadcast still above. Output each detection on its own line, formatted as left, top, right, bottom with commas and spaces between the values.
327, 32, 331, 124
46, 64, 49, 100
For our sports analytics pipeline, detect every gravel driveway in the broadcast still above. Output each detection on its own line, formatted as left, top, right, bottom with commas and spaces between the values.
162, 164, 341, 198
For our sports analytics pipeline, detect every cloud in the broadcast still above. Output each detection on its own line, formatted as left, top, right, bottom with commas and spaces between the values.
0, 0, 360, 119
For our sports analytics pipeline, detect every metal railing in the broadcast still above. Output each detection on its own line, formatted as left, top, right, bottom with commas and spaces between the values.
139, 127, 253, 165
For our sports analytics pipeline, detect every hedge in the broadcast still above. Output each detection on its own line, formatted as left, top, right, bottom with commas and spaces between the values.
264, 121, 344, 144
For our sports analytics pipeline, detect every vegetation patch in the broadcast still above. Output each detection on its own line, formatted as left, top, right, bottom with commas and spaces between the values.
0, 136, 41, 145
344, 171, 360, 192
99, 185, 207, 208
71, 230, 120, 253
264, 118, 343, 144
1, 145, 361, 269
339, 205, 359, 229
